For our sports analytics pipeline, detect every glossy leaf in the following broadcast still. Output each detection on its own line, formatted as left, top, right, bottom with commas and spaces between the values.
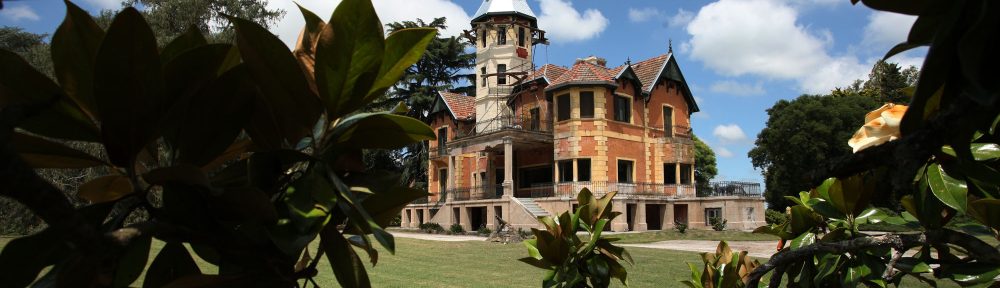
168, 64, 255, 167
328, 112, 436, 151
94, 7, 167, 167
968, 199, 1000, 234
113, 235, 152, 287
926, 163, 968, 213
789, 231, 816, 250
0, 229, 67, 288
368, 28, 437, 99
160, 25, 208, 66
11, 132, 105, 168
941, 143, 1000, 161
0, 49, 99, 141
315, 0, 384, 119
144, 165, 211, 188
853, 0, 929, 15
230, 15, 322, 147
51, 0, 104, 119
79, 174, 135, 203
321, 227, 371, 288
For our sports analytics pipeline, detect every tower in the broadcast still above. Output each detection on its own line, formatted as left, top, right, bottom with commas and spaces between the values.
469, 0, 546, 133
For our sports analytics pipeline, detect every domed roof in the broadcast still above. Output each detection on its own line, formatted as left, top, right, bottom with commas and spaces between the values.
471, 0, 536, 23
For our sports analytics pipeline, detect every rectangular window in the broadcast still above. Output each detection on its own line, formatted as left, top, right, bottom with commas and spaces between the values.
438, 168, 447, 193
558, 160, 574, 182
519, 165, 553, 188
481, 29, 486, 47
664, 163, 677, 184
437, 127, 447, 155
497, 26, 507, 45
497, 64, 507, 85
480, 66, 486, 87
680, 164, 693, 185
557, 94, 570, 121
519, 27, 527, 47
663, 106, 674, 137
529, 108, 540, 131
580, 91, 594, 118
705, 208, 722, 225
614, 95, 631, 123
617, 160, 634, 183
577, 159, 591, 181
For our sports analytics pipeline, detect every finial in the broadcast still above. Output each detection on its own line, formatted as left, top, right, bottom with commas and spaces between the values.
626, 57, 631, 65
668, 39, 673, 53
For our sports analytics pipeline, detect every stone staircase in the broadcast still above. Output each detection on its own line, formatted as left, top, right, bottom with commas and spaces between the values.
516, 198, 551, 218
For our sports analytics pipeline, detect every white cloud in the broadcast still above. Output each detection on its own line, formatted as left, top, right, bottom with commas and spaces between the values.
266, 0, 472, 47
709, 80, 766, 96
536, 0, 608, 42
683, 0, 919, 94
862, 11, 916, 50
628, 7, 662, 23
713, 124, 748, 144
81, 0, 121, 10
667, 8, 694, 28
716, 147, 734, 158
0, 4, 40, 22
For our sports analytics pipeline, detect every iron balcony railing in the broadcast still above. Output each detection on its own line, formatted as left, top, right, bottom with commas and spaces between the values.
521, 180, 763, 199
455, 113, 553, 139
448, 184, 504, 201
428, 144, 447, 159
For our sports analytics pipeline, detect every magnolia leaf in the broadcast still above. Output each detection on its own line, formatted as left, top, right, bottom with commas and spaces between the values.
321, 227, 372, 288
79, 174, 134, 203
926, 163, 968, 213
12, 132, 106, 168
160, 26, 208, 66
315, 0, 384, 119
143, 242, 202, 288
113, 235, 152, 287
51, 0, 104, 119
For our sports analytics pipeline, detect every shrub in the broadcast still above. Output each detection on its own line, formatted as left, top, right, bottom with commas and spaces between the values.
517, 227, 533, 239
476, 226, 492, 235
0, 1, 436, 287
674, 221, 688, 234
764, 209, 787, 225
449, 223, 465, 234
418, 223, 444, 234
681, 241, 759, 288
709, 217, 727, 231
520, 189, 633, 287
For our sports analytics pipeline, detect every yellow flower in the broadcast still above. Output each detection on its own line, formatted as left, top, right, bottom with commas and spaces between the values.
848, 103, 907, 153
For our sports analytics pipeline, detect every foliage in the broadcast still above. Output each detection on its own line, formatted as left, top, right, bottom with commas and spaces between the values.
692, 134, 718, 184
418, 222, 445, 233
764, 209, 787, 225
680, 241, 759, 288
520, 189, 634, 288
477, 226, 492, 236
832, 60, 920, 104
749, 94, 879, 211
709, 217, 727, 232
0, 0, 437, 287
449, 223, 465, 234
675, 221, 688, 234
122, 0, 284, 44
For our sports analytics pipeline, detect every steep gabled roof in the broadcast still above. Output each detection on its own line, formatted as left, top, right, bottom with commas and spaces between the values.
545, 61, 616, 91
528, 64, 569, 84
631, 54, 670, 93
627, 53, 700, 113
432, 91, 476, 121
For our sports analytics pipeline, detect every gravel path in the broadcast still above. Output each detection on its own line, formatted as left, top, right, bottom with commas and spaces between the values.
621, 240, 778, 258
391, 231, 487, 242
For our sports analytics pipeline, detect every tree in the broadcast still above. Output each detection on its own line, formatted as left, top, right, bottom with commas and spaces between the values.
739, 0, 1000, 286
365, 18, 475, 188
692, 134, 717, 184
0, 1, 436, 287
121, 0, 284, 43
830, 60, 919, 104
749, 95, 879, 211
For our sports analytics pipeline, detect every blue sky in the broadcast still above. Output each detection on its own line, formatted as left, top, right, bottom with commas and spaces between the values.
1, 0, 925, 184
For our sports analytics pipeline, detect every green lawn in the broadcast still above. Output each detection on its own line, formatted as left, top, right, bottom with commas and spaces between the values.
0, 235, 963, 287
612, 229, 779, 244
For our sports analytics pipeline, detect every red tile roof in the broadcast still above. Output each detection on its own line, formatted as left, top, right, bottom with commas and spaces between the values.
548, 61, 616, 88
528, 64, 569, 83
630, 54, 669, 92
439, 91, 475, 120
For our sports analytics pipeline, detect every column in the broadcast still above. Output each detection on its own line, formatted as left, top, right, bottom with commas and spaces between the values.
503, 136, 514, 197
447, 156, 456, 201
400, 209, 410, 228
610, 201, 628, 231
635, 202, 648, 231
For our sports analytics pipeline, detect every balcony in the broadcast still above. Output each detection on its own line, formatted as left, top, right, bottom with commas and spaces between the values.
519, 180, 763, 199
428, 145, 448, 159
455, 113, 553, 139
448, 185, 504, 201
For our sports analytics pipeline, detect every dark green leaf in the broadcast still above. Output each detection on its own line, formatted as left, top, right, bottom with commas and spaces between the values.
160, 25, 208, 66
113, 235, 152, 287
168, 64, 255, 167
94, 7, 167, 167
11, 132, 105, 168
0, 229, 68, 287
926, 163, 968, 213
0, 49, 99, 141
789, 231, 816, 250
79, 174, 134, 203
321, 226, 371, 288
327, 112, 435, 151
144, 164, 211, 187
315, 0, 385, 119
230, 15, 322, 147
368, 28, 436, 99
51, 0, 104, 119
857, 0, 929, 15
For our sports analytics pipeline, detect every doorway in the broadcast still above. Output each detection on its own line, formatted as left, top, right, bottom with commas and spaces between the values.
469, 207, 487, 231
646, 204, 664, 230
674, 204, 689, 226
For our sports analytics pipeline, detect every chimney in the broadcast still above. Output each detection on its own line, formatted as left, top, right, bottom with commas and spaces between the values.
575, 55, 606, 67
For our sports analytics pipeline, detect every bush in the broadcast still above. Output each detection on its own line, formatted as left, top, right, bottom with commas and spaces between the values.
449, 223, 465, 234
418, 223, 444, 234
674, 221, 688, 234
709, 217, 727, 231
764, 209, 787, 225
517, 227, 533, 239
476, 226, 491, 235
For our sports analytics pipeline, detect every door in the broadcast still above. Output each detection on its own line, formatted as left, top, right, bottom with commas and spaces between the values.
674, 204, 688, 226
495, 168, 504, 198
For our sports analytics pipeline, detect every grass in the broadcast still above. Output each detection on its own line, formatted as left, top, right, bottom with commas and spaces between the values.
0, 234, 971, 287
612, 229, 779, 244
